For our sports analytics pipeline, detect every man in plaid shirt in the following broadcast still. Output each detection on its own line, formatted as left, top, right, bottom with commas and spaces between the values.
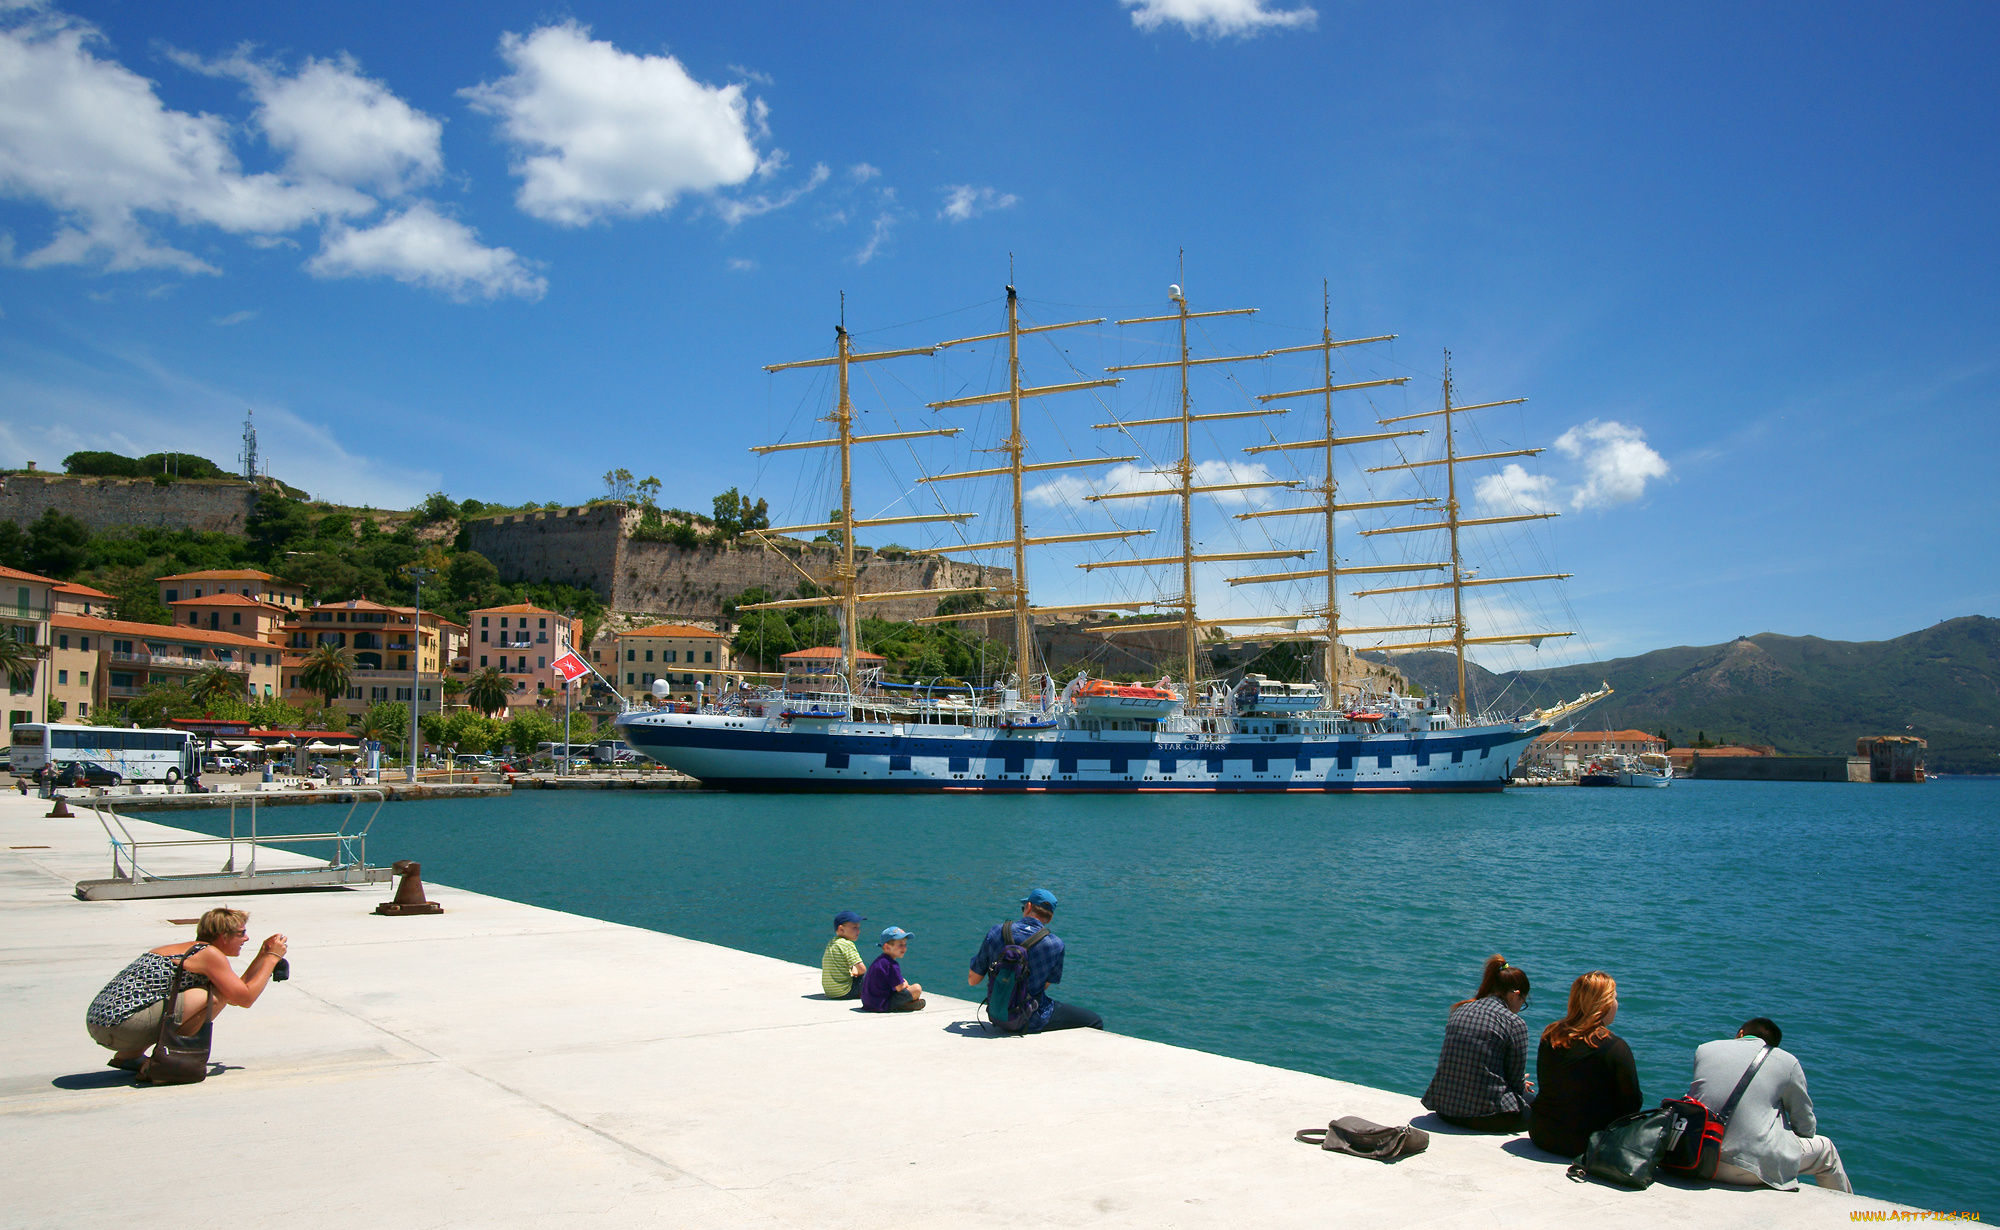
967, 888, 1103, 1033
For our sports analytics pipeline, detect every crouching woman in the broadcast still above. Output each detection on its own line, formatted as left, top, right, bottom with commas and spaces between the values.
85, 907, 288, 1071
1422, 954, 1536, 1131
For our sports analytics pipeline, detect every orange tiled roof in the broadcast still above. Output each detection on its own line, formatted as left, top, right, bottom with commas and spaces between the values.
53, 581, 117, 599
0, 563, 59, 584
52, 613, 280, 650
472, 602, 560, 615
780, 645, 887, 661
620, 624, 727, 639
157, 569, 294, 582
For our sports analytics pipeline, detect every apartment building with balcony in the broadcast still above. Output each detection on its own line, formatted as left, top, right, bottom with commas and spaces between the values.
278, 597, 457, 724
50, 613, 282, 720
613, 624, 732, 704
2, 564, 56, 740
158, 568, 306, 610
170, 592, 290, 640
466, 603, 582, 714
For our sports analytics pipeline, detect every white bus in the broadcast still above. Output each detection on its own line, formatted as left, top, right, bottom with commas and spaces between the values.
9, 723, 197, 784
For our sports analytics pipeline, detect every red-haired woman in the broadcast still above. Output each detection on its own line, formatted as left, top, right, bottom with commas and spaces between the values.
1422, 954, 1536, 1131
1528, 971, 1643, 1157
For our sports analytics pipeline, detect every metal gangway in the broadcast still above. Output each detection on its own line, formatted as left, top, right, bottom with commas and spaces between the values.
74, 790, 396, 901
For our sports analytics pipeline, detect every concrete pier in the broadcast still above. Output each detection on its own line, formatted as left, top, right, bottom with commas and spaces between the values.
0, 794, 1904, 1227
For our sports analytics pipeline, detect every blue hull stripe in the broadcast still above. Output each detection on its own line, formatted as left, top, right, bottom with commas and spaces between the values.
618, 724, 1530, 762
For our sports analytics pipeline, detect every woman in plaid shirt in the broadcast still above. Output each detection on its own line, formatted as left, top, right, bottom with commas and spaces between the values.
1422, 955, 1536, 1132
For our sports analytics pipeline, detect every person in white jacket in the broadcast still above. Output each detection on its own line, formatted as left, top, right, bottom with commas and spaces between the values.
1685, 1017, 1852, 1192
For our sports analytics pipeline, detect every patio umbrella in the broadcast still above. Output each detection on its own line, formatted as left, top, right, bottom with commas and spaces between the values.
305, 740, 342, 752
264, 740, 296, 751
229, 741, 262, 751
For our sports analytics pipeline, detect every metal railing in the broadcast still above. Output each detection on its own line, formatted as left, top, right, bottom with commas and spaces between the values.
76, 789, 391, 899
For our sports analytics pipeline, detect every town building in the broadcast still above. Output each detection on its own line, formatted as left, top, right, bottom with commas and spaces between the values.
1522, 729, 1668, 774
50, 581, 117, 618
157, 568, 306, 610
613, 624, 732, 704
169, 593, 290, 640
465, 603, 583, 714
50, 613, 283, 721
2, 564, 56, 739
279, 597, 455, 724
777, 646, 888, 677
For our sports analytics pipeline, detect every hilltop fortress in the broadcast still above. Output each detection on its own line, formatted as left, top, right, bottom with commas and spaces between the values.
0, 471, 276, 535
466, 505, 1009, 625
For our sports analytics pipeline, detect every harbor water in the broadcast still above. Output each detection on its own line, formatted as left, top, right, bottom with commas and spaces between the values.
192, 776, 1998, 1213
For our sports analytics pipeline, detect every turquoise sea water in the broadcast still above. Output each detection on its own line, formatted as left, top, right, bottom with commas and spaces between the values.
201, 778, 1997, 1213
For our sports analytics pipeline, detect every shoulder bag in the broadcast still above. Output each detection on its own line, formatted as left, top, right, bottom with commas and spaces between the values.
138, 947, 214, 1085
1659, 1043, 1772, 1179
1295, 1116, 1429, 1162
1565, 1106, 1677, 1188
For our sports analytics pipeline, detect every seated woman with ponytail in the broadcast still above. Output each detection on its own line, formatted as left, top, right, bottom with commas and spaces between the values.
1528, 971, 1643, 1157
1422, 954, 1535, 1131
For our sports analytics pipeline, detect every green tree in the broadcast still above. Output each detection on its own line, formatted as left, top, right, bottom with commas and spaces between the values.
247, 494, 311, 557
126, 681, 195, 729
503, 709, 560, 756
418, 711, 450, 749
0, 520, 28, 570
466, 666, 513, 717
0, 634, 39, 693
26, 509, 90, 578
414, 492, 457, 525
299, 643, 354, 707
188, 664, 245, 711
442, 710, 500, 754
359, 701, 408, 746
560, 711, 597, 743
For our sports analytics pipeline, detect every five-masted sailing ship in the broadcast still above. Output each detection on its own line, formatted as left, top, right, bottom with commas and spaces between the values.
615, 278, 1608, 791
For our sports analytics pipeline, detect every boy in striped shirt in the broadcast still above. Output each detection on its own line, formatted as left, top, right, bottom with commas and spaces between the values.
821, 910, 867, 999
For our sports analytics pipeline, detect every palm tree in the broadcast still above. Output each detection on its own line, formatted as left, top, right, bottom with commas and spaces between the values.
299, 643, 354, 708
466, 667, 512, 718
0, 635, 39, 695
189, 664, 244, 711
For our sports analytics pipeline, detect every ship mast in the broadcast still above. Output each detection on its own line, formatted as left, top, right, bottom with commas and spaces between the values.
908, 286, 1146, 688
744, 310, 992, 701
1081, 277, 1301, 703
1224, 288, 1428, 703
1351, 353, 1576, 718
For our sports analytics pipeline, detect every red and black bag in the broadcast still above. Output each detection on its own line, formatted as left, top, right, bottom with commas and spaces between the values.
1659, 1044, 1771, 1179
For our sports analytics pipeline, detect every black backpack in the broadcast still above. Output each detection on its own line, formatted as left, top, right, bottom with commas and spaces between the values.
980, 920, 1052, 1032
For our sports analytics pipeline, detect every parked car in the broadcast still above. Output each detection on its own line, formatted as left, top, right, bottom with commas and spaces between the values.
203, 756, 249, 774
54, 761, 123, 788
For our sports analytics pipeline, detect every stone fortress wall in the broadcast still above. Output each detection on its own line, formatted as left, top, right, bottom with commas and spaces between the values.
466, 506, 1012, 623
0, 473, 264, 535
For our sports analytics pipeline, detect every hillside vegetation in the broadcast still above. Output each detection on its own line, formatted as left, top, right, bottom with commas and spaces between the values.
1364, 616, 2000, 774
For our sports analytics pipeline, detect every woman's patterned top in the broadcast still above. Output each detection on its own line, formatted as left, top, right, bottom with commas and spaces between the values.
86, 944, 215, 1027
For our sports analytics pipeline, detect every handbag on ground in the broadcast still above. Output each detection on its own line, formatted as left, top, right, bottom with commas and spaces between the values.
1658, 1043, 1772, 1179
1565, 1106, 1677, 1188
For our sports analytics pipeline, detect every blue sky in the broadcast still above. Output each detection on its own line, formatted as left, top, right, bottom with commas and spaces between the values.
0, 0, 1994, 666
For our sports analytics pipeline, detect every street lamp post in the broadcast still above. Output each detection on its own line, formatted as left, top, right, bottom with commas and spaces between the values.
406, 567, 436, 784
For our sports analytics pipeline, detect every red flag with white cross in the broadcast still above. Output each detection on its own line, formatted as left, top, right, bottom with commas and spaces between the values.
551, 652, 587, 683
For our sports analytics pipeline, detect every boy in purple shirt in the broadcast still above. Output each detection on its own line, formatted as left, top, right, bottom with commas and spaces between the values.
861, 927, 926, 1012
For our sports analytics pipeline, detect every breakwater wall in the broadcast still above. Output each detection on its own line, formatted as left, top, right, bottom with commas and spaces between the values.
1688, 754, 1865, 782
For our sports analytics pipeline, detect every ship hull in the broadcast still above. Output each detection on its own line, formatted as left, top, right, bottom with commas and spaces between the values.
614, 712, 1546, 794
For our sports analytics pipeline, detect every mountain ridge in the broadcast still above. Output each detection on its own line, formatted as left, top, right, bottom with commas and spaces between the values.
1361, 615, 2000, 774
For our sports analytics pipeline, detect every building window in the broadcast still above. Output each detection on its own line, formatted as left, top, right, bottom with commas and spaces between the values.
480, 630, 488, 642
499, 617, 508, 628
371, 687, 389, 701
644, 650, 653, 662
626, 672, 635, 685
78, 702, 88, 716
703, 651, 713, 664
537, 631, 547, 643
537, 657, 546, 669
481, 616, 489, 627
480, 655, 488, 667
232, 613, 241, 626
641, 673, 654, 686
58, 634, 68, 650
81, 637, 90, 651
348, 687, 364, 700
539, 618, 547, 629
395, 688, 411, 701
396, 656, 407, 670
79, 671, 88, 686
58, 669, 68, 685
626, 649, 634, 661
165, 589, 179, 602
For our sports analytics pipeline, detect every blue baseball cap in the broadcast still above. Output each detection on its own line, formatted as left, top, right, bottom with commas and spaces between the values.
879, 926, 914, 943
833, 910, 866, 926
1020, 888, 1059, 910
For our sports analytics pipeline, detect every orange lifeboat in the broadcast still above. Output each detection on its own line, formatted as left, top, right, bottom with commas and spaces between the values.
1073, 678, 1182, 717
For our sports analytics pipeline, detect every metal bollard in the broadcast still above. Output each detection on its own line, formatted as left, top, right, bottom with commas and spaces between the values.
374, 860, 443, 916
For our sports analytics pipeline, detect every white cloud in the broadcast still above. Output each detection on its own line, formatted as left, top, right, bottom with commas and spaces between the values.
726, 257, 756, 272
0, 13, 372, 272
463, 22, 765, 226
847, 163, 880, 184
237, 54, 443, 194
1030, 460, 1286, 509
1474, 462, 1559, 515
212, 309, 257, 326
1554, 419, 1670, 510
940, 184, 1018, 222
1121, 0, 1317, 38
725, 63, 773, 86
307, 204, 545, 301
854, 211, 896, 265
714, 161, 828, 226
